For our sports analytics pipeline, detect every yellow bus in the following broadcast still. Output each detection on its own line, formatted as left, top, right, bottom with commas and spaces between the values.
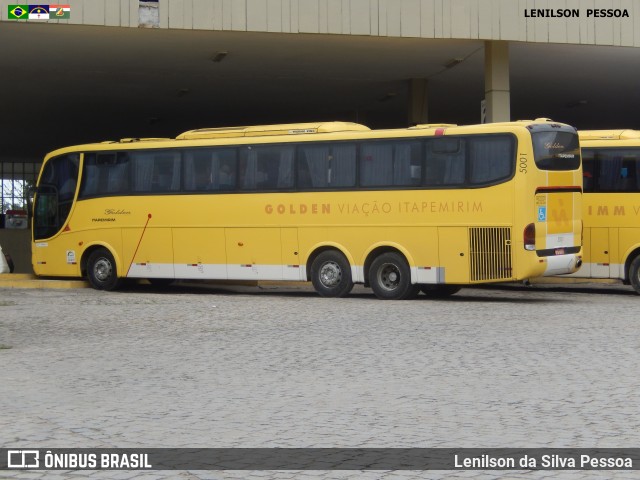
32, 119, 583, 299
575, 129, 640, 293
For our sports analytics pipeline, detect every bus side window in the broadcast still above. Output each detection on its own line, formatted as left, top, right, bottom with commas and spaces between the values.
298, 143, 356, 189
425, 138, 465, 185
298, 145, 330, 188
468, 136, 514, 185
218, 161, 236, 190
107, 153, 130, 193
153, 154, 180, 192
239, 145, 293, 190
81, 164, 98, 197
597, 152, 620, 191
183, 148, 236, 192
360, 143, 393, 186
359, 141, 421, 187
329, 144, 356, 187
297, 156, 313, 188
79, 154, 96, 197
80, 152, 130, 196
590, 149, 640, 192
617, 157, 639, 192
582, 153, 595, 192
394, 142, 421, 186
130, 151, 179, 192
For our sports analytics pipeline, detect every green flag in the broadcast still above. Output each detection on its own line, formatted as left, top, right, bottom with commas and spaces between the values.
50, 4, 71, 20
8, 4, 28, 19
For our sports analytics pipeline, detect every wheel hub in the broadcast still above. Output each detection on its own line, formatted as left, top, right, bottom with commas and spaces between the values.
94, 258, 112, 281
319, 261, 342, 287
378, 263, 401, 291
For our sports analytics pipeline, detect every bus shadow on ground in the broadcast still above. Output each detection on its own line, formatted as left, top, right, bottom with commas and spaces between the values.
117, 281, 574, 303
476, 283, 638, 297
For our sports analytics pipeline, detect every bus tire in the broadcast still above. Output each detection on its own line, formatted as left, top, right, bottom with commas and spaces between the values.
420, 285, 462, 297
629, 255, 640, 295
86, 248, 121, 291
369, 252, 414, 300
310, 250, 354, 297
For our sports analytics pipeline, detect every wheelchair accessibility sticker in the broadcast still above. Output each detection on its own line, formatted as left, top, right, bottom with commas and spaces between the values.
537, 206, 547, 222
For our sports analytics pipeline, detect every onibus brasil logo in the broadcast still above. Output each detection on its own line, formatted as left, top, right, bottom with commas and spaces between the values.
8, 4, 71, 20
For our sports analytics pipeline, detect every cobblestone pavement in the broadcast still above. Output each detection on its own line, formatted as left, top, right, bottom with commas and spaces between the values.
1, 282, 639, 480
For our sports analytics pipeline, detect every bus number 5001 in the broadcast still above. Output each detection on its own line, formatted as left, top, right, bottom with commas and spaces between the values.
519, 155, 527, 173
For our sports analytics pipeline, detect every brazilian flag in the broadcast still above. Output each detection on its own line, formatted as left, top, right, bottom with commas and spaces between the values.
8, 4, 28, 19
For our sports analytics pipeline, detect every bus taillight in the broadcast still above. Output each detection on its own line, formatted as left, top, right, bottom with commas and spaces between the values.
524, 223, 536, 251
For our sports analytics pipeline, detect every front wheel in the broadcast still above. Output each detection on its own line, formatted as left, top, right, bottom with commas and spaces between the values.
369, 252, 415, 300
86, 248, 122, 291
310, 250, 354, 297
629, 255, 640, 295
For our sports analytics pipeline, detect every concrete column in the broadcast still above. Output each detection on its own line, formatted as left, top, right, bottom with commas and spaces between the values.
484, 41, 511, 123
408, 78, 429, 125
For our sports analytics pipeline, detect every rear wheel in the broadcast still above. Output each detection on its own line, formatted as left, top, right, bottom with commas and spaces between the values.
420, 285, 462, 298
310, 250, 354, 297
369, 252, 415, 300
629, 255, 640, 295
86, 248, 121, 291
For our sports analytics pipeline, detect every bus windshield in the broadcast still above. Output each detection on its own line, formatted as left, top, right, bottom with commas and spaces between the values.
531, 130, 580, 171
33, 153, 79, 240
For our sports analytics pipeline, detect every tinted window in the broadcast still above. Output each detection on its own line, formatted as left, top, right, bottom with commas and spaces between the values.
74, 134, 516, 199
468, 135, 514, 184
80, 152, 130, 197
582, 148, 640, 193
131, 150, 180, 193
423, 135, 514, 186
298, 143, 356, 188
239, 145, 295, 190
184, 148, 236, 192
360, 141, 421, 187
424, 138, 466, 185
532, 130, 580, 170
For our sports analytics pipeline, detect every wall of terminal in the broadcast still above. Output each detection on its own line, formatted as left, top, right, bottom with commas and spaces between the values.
1, 0, 639, 46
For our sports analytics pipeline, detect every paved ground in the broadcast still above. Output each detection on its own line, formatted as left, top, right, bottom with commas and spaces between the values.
1, 281, 639, 480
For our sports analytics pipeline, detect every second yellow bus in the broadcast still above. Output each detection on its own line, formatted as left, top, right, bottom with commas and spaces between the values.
574, 129, 640, 294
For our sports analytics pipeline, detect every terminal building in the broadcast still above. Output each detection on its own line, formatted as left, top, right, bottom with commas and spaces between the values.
1, 0, 639, 272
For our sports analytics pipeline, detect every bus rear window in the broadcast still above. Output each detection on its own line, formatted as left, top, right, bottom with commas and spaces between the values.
531, 131, 580, 171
